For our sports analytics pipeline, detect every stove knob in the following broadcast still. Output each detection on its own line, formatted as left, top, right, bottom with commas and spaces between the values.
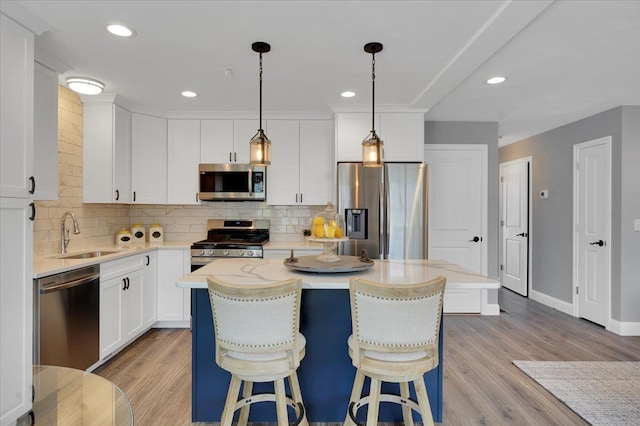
238, 250, 245, 256
199, 249, 205, 256
223, 249, 230, 256
246, 250, 253, 257
207, 249, 214, 256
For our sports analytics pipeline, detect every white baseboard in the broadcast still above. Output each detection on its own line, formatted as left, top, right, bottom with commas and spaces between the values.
482, 303, 501, 316
530, 289, 574, 315
154, 320, 190, 329
608, 319, 640, 336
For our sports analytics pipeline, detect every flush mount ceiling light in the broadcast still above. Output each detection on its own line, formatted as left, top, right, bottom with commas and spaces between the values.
362, 42, 384, 168
66, 77, 104, 95
341, 91, 356, 98
107, 24, 135, 37
486, 76, 507, 85
181, 91, 197, 98
249, 41, 271, 166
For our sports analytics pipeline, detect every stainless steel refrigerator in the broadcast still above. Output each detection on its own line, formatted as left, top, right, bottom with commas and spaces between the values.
337, 162, 428, 259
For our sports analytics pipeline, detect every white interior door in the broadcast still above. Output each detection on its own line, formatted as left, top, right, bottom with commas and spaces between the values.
500, 159, 530, 296
574, 137, 611, 327
425, 145, 487, 275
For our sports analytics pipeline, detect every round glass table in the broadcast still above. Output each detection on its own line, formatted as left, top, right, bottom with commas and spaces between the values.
29, 365, 133, 425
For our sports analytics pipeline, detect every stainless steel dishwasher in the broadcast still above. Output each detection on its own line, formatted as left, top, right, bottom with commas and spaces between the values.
34, 264, 100, 370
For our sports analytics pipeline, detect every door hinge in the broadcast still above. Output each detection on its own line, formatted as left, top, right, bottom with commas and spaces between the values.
500, 176, 504, 183
576, 286, 579, 295
500, 264, 504, 271
500, 220, 505, 227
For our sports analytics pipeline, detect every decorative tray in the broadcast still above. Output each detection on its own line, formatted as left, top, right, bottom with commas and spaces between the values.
283, 250, 374, 274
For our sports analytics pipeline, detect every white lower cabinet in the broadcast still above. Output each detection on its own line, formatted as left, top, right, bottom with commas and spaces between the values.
99, 255, 146, 359
142, 252, 157, 329
156, 249, 190, 326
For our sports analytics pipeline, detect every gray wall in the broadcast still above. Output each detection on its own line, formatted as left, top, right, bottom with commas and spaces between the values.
500, 106, 640, 322
425, 121, 500, 303
620, 107, 640, 322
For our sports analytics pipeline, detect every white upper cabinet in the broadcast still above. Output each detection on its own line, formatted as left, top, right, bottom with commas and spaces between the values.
1, 14, 34, 199
266, 119, 333, 206
378, 113, 425, 162
167, 119, 200, 205
82, 98, 132, 203
298, 120, 334, 205
201, 119, 257, 164
335, 113, 379, 162
335, 112, 424, 163
200, 119, 234, 163
233, 120, 258, 164
131, 113, 167, 204
33, 62, 58, 201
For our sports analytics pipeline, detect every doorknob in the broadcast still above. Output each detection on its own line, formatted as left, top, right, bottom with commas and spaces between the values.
469, 236, 481, 242
516, 232, 528, 237
589, 239, 605, 247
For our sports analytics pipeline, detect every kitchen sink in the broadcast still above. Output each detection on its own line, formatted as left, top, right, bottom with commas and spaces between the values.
57, 251, 121, 259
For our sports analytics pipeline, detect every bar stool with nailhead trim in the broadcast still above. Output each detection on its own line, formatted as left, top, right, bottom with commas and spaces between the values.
207, 277, 308, 426
344, 275, 446, 426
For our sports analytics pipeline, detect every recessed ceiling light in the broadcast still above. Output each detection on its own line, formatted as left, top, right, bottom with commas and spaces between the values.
66, 77, 104, 95
181, 91, 197, 98
341, 91, 356, 98
486, 76, 507, 85
107, 24, 135, 37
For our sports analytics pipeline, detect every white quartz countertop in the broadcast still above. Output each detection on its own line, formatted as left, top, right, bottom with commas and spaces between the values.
177, 258, 501, 290
33, 242, 193, 278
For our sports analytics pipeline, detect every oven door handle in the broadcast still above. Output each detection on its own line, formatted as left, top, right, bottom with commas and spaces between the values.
40, 273, 100, 294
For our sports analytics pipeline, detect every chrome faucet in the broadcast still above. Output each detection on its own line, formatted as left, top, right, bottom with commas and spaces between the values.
61, 211, 81, 254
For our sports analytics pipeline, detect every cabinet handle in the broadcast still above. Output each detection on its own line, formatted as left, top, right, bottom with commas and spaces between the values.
296, 193, 298, 203
196, 193, 199, 203
133, 191, 136, 202
300, 193, 303, 203
229, 152, 232, 162
126, 277, 130, 290
234, 152, 237, 162
122, 278, 127, 290
29, 203, 36, 221
115, 189, 120, 201
29, 176, 36, 194
146, 255, 150, 266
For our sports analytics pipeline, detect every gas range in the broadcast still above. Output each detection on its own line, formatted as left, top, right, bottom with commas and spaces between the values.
191, 219, 269, 268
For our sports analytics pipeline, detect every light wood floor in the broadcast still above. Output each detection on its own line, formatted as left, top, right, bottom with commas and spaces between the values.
94, 289, 640, 425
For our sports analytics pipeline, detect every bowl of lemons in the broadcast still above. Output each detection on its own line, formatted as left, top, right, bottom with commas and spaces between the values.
309, 202, 348, 262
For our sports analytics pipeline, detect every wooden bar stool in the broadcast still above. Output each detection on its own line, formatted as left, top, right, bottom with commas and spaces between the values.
206, 277, 308, 426
345, 276, 446, 426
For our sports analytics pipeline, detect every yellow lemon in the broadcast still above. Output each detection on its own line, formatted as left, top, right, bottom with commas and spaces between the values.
335, 227, 344, 238
312, 217, 325, 225
313, 224, 325, 238
326, 226, 336, 238
328, 220, 338, 228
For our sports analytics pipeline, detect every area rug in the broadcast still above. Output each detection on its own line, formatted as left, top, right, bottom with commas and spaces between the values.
513, 361, 640, 425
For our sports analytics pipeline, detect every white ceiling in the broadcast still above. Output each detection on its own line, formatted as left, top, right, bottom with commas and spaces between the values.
6, 0, 640, 146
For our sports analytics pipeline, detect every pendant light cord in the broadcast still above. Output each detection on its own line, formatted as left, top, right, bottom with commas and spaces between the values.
259, 52, 263, 132
371, 51, 375, 133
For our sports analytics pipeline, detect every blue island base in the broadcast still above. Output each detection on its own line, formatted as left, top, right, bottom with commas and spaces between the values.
192, 288, 443, 422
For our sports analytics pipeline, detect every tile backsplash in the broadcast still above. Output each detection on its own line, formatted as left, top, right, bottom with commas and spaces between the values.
33, 87, 323, 256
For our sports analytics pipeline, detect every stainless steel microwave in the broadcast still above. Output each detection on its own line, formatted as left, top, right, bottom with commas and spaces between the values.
198, 164, 266, 201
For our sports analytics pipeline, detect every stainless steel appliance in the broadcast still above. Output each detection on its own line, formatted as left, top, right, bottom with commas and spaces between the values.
33, 265, 100, 370
191, 219, 269, 270
199, 164, 266, 201
337, 162, 428, 259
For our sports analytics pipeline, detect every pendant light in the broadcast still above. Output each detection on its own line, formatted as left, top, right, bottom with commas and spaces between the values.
250, 41, 271, 166
362, 42, 384, 168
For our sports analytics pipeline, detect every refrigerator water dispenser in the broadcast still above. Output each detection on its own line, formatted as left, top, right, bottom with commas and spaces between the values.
345, 209, 367, 239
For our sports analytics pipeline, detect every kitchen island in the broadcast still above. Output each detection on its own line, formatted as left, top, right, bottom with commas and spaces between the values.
177, 257, 500, 423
